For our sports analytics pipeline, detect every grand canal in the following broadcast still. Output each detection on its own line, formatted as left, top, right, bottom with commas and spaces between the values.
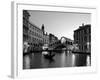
23, 51, 91, 69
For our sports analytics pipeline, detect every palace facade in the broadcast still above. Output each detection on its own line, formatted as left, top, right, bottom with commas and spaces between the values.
23, 10, 49, 51
74, 24, 91, 53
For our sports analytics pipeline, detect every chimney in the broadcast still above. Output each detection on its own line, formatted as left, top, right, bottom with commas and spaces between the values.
79, 23, 84, 28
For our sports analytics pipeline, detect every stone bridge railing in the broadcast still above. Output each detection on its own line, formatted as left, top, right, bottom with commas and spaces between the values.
49, 40, 73, 50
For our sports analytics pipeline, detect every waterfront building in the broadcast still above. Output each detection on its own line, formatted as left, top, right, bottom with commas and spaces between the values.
28, 23, 49, 51
49, 33, 58, 43
49, 33, 59, 48
74, 24, 91, 52
23, 10, 49, 51
23, 10, 30, 43
49, 36, 73, 50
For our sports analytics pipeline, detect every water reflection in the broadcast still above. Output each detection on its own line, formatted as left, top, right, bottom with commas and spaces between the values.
23, 51, 91, 69
72, 54, 76, 67
61, 51, 66, 67
86, 55, 91, 66
23, 55, 30, 69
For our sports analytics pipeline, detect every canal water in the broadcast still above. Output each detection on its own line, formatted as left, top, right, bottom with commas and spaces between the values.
23, 51, 91, 69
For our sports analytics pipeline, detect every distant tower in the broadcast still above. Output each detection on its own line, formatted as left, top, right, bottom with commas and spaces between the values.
41, 24, 45, 34
82, 23, 84, 26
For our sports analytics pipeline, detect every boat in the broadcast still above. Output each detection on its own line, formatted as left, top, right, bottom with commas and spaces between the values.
43, 51, 55, 59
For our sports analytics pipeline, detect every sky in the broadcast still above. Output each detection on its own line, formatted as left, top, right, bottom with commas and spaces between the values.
28, 10, 91, 40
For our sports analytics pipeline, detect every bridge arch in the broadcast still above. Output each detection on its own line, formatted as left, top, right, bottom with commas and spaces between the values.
49, 36, 73, 51
60, 36, 67, 44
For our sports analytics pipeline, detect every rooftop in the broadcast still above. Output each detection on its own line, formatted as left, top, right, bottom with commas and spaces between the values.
74, 24, 91, 32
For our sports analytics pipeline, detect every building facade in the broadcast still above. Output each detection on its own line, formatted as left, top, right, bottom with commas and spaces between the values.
49, 33, 58, 43
49, 33, 59, 49
74, 24, 91, 53
23, 10, 49, 51
23, 10, 30, 43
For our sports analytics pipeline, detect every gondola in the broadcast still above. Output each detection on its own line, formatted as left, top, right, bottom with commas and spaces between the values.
44, 52, 55, 59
